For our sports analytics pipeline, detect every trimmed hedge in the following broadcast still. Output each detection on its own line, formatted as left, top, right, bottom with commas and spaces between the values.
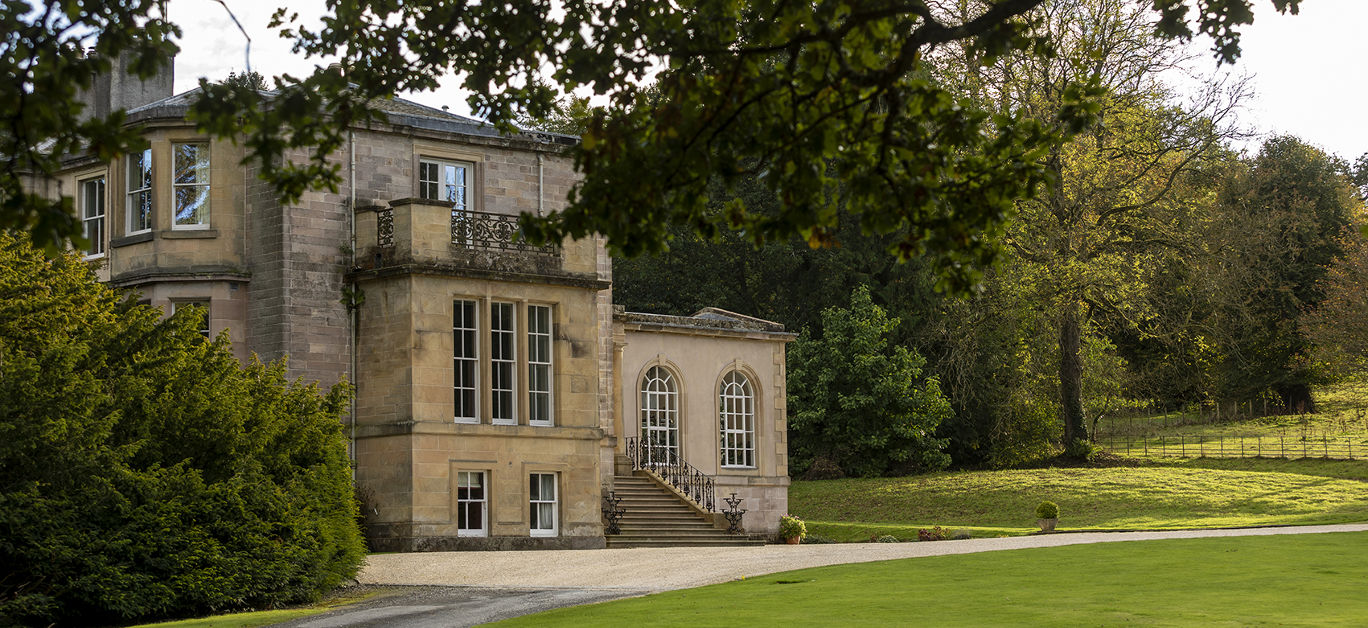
0, 234, 364, 625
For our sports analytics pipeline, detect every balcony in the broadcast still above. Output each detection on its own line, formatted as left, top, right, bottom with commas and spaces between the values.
354, 198, 602, 286
449, 209, 558, 257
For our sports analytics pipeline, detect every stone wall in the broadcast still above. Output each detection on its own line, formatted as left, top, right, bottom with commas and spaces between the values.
616, 312, 794, 535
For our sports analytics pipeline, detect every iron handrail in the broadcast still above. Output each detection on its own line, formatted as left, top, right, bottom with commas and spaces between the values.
624, 435, 716, 512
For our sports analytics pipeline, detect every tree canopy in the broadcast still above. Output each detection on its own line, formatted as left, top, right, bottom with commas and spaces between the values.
4, 0, 1301, 288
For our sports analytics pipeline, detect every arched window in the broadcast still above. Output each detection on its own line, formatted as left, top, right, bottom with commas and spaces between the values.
719, 371, 755, 468
640, 366, 679, 466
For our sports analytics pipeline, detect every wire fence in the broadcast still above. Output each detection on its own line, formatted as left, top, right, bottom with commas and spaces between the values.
1095, 413, 1368, 461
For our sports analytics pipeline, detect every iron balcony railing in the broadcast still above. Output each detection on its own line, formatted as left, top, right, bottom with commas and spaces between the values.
624, 435, 716, 512
450, 208, 557, 255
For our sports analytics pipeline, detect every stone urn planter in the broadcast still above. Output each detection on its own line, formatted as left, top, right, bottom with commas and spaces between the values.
778, 514, 806, 545
1035, 501, 1059, 532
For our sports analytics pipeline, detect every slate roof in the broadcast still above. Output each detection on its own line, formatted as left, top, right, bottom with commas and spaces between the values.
124, 87, 578, 147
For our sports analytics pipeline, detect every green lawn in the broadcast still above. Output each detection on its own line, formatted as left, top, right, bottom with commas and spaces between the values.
125, 589, 384, 628
126, 608, 327, 628
494, 532, 1368, 627
790, 460, 1368, 540
1096, 380, 1368, 459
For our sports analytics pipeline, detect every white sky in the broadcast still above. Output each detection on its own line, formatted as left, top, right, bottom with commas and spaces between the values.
168, 0, 1368, 161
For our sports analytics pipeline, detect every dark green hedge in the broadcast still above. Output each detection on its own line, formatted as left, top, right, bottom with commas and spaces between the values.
0, 234, 364, 625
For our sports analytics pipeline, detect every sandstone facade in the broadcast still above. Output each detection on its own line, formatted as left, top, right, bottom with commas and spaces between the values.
54, 83, 792, 550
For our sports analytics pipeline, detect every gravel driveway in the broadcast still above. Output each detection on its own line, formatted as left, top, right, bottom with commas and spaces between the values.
359, 523, 1368, 592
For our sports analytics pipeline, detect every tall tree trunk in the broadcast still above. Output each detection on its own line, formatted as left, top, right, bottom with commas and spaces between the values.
1059, 302, 1087, 445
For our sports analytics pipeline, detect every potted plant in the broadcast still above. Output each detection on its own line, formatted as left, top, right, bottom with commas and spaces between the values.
1036, 501, 1060, 532
779, 514, 806, 544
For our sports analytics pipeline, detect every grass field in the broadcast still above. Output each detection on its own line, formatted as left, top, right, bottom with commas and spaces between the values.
1096, 380, 1368, 459
789, 458, 1368, 541
493, 532, 1368, 627
127, 608, 326, 628
125, 589, 383, 628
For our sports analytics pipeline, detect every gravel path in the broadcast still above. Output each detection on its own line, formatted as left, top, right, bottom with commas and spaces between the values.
359, 523, 1368, 592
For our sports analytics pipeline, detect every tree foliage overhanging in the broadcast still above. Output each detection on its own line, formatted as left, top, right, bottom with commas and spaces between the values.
609, 0, 1363, 470
3, 0, 1303, 289
0, 234, 364, 625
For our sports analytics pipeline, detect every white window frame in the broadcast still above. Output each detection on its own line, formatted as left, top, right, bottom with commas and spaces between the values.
454, 299, 480, 423
171, 300, 211, 339
719, 371, 756, 468
171, 142, 210, 229
126, 148, 152, 234
456, 471, 488, 537
80, 175, 106, 259
527, 304, 553, 426
490, 301, 517, 425
529, 473, 558, 537
419, 158, 471, 208
640, 366, 680, 466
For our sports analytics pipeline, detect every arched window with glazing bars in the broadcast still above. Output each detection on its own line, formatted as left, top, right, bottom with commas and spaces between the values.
640, 366, 679, 466
719, 371, 755, 468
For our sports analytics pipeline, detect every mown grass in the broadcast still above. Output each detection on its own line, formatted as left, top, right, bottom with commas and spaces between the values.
126, 608, 325, 628
1096, 380, 1368, 459
125, 588, 383, 628
494, 532, 1368, 627
790, 460, 1368, 539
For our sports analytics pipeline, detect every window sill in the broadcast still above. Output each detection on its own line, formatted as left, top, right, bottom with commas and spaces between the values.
162, 228, 218, 239
530, 531, 557, 538
111, 231, 153, 248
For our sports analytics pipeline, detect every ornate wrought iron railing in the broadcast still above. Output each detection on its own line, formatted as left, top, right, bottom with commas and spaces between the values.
450, 208, 557, 255
625, 435, 716, 512
376, 208, 395, 247
722, 492, 747, 534
601, 490, 625, 535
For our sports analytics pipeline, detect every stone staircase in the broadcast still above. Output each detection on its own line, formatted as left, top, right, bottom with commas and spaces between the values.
605, 472, 765, 548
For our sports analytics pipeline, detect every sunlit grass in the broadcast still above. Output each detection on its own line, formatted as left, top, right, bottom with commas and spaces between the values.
125, 589, 383, 628
494, 532, 1368, 627
791, 462, 1368, 538
1097, 380, 1368, 459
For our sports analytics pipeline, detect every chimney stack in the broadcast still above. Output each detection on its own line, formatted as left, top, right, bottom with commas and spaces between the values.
77, 50, 175, 121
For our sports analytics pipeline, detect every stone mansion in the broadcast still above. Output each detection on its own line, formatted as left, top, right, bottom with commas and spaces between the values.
46, 62, 792, 550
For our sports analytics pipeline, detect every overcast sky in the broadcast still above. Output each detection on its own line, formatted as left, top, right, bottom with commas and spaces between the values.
168, 0, 1367, 161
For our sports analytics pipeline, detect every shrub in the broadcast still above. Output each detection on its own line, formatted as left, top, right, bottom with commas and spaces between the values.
951, 529, 972, 540
0, 234, 364, 626
779, 514, 807, 540
1064, 437, 1097, 461
917, 526, 948, 541
875, 535, 900, 543
787, 286, 953, 477
800, 534, 836, 544
1036, 501, 1060, 520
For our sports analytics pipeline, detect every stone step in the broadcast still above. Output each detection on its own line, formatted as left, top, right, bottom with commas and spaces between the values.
603, 471, 758, 548
615, 498, 696, 506
617, 509, 702, 518
617, 527, 732, 535
617, 518, 716, 526
605, 536, 765, 548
